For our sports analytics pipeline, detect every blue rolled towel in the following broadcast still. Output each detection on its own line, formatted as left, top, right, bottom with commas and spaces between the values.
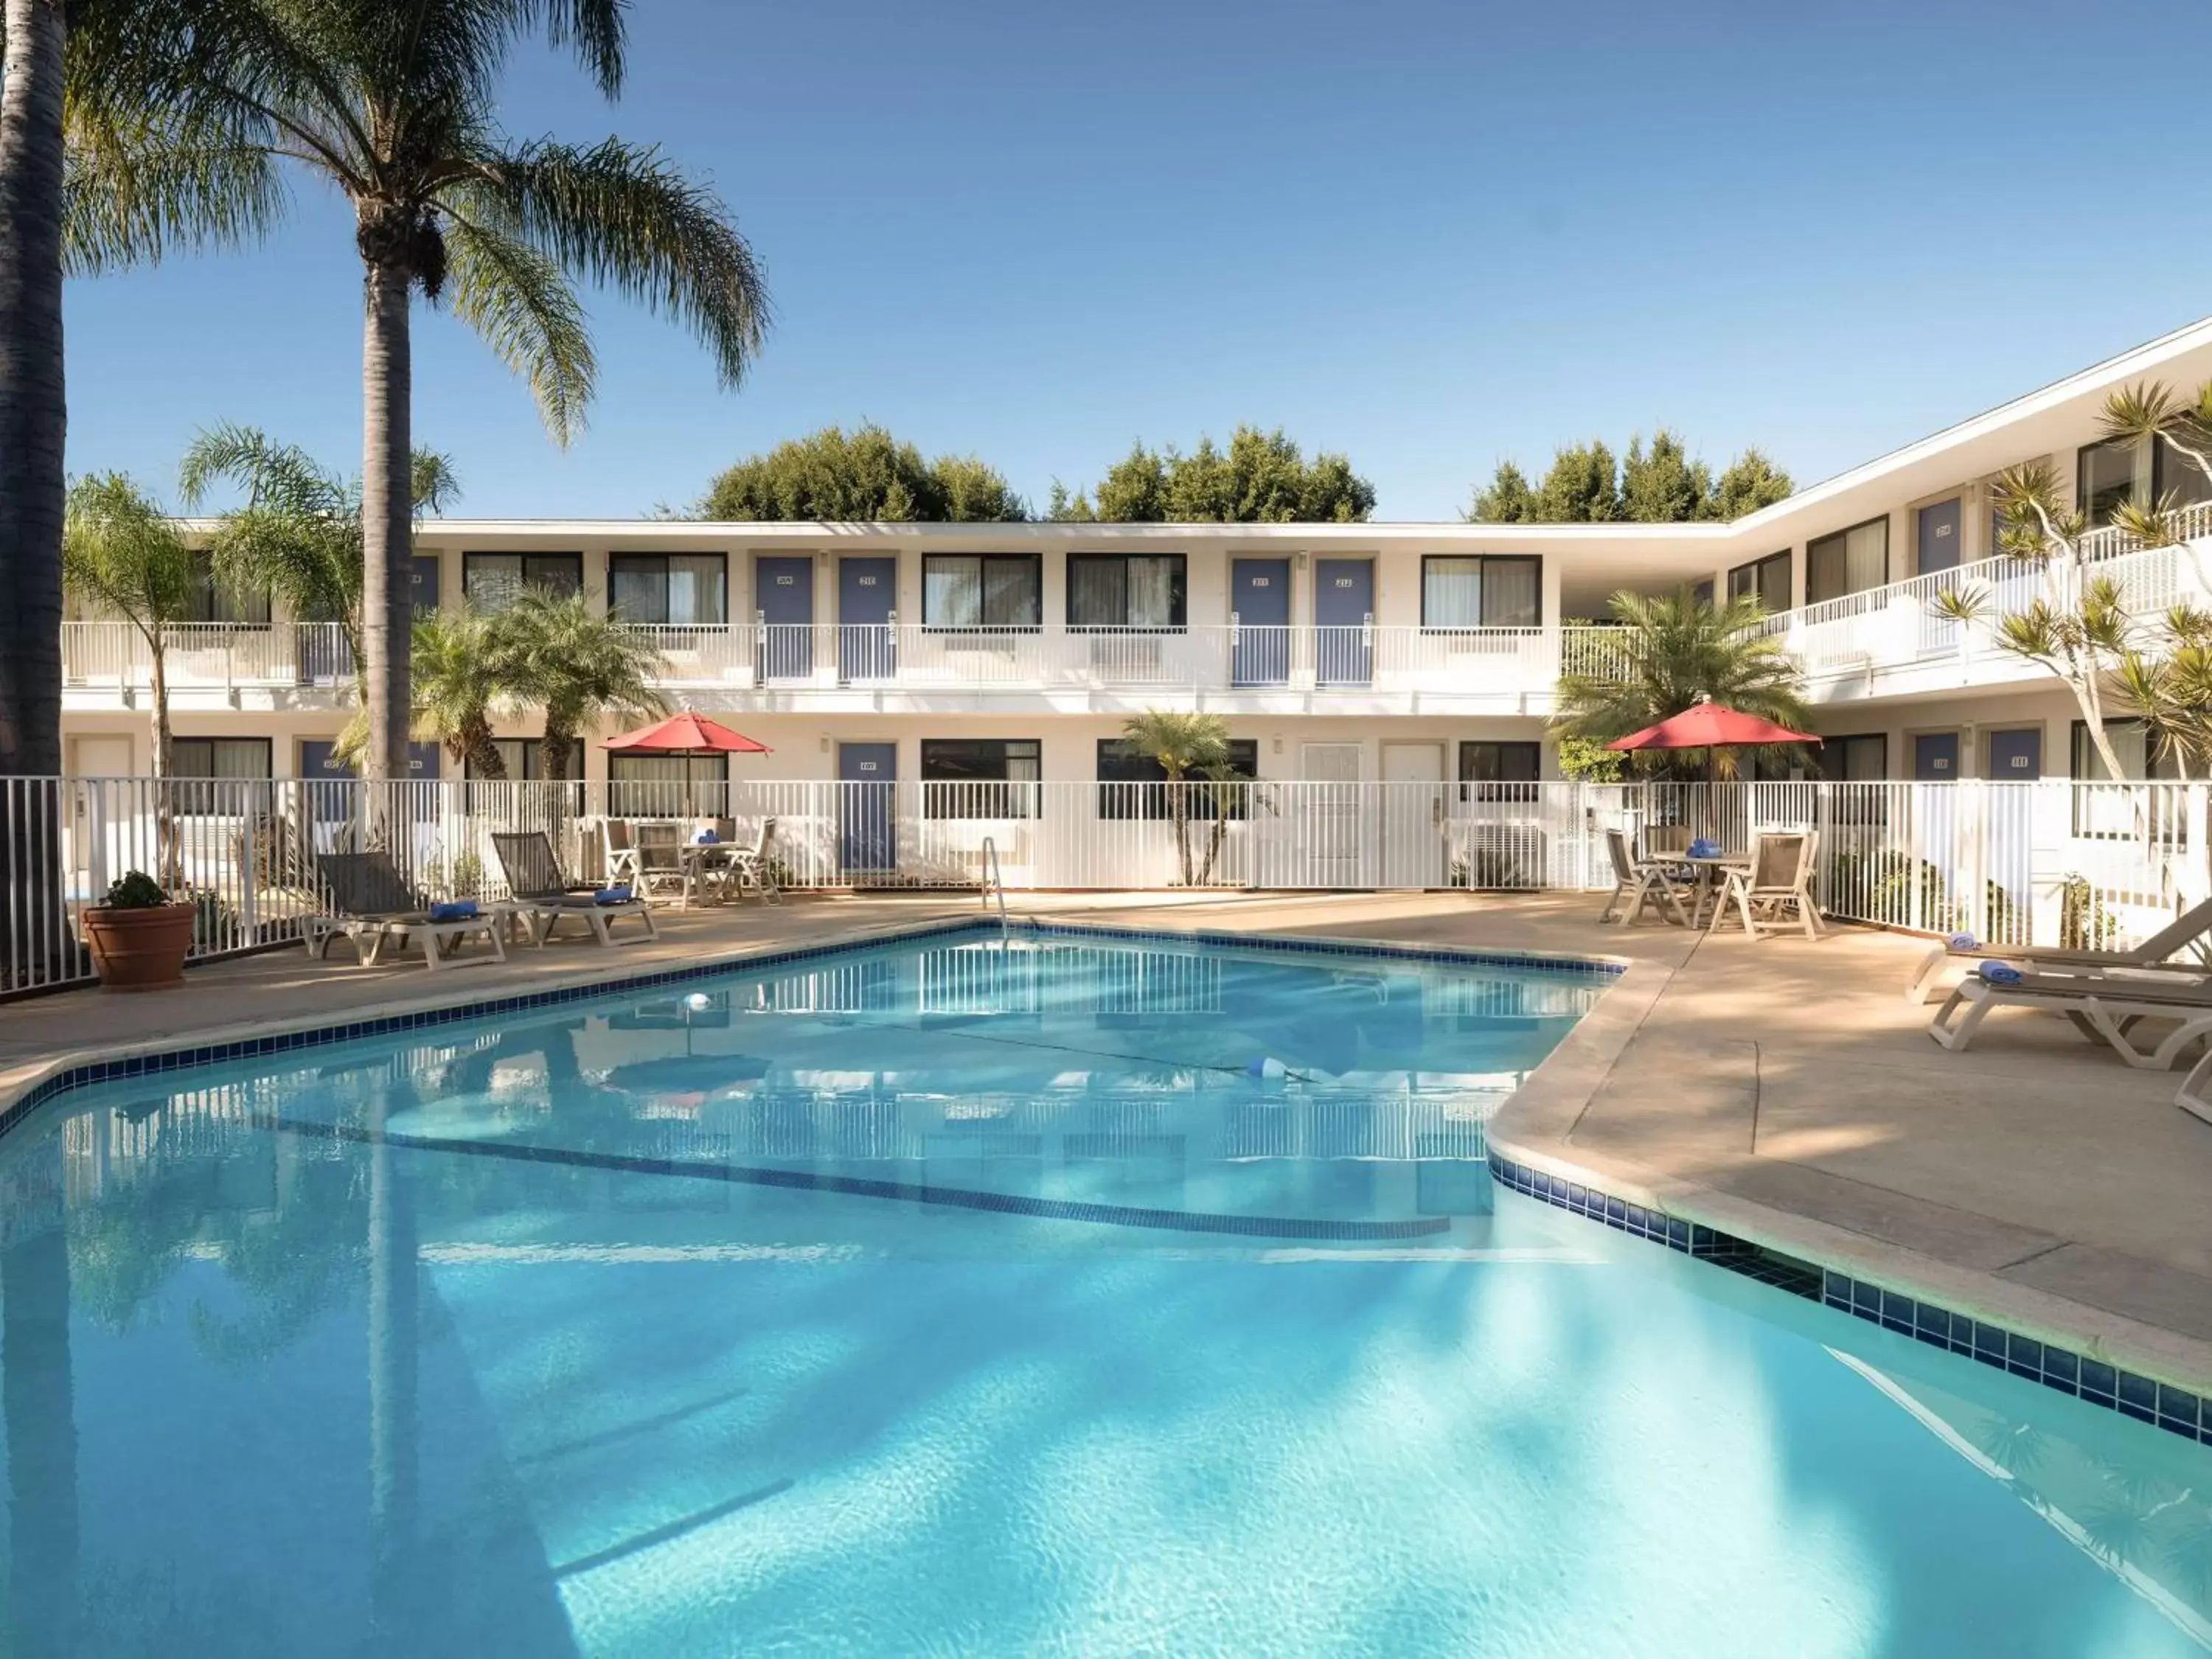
429, 900, 479, 922
1687, 838, 1721, 859
593, 885, 633, 905
1948, 932, 1978, 950
694, 828, 720, 845
1978, 960, 2023, 986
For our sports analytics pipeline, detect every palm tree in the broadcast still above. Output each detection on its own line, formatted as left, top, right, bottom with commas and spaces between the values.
1118, 710, 1231, 885
1551, 588, 1809, 781
178, 422, 461, 748
408, 601, 517, 778
60, 473, 201, 882
68, 1, 769, 784
502, 589, 668, 785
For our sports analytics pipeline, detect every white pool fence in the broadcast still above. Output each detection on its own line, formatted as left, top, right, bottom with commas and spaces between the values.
0, 773, 2202, 994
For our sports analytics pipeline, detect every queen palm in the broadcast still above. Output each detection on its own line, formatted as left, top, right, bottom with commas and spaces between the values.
1118, 710, 1231, 886
66, 0, 768, 785
408, 600, 517, 777
1551, 588, 1810, 780
502, 588, 667, 784
178, 422, 460, 751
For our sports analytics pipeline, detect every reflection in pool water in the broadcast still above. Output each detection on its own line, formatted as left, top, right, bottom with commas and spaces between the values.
0, 932, 2204, 1657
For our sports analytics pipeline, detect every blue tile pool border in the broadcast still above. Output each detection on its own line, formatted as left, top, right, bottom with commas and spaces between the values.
1489, 1152, 2211, 1450
0, 917, 1621, 1139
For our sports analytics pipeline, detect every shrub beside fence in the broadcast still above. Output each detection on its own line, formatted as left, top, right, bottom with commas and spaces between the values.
0, 775, 2204, 995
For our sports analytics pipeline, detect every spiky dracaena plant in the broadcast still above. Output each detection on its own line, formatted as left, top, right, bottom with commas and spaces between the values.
2107, 604, 2212, 781
66, 1, 768, 786
1549, 588, 1810, 781
1931, 462, 2138, 779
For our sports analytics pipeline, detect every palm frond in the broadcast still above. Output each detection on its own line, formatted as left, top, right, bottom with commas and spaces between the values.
62, 116, 283, 275
2098, 381, 2176, 445
63, 474, 201, 633
411, 449, 464, 516
441, 215, 597, 445
456, 138, 768, 390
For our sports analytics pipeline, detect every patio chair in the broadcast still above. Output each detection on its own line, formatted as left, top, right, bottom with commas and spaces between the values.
632, 821, 698, 905
1709, 830, 1823, 940
489, 830, 659, 948
302, 851, 507, 971
1598, 827, 1692, 927
710, 816, 782, 905
1930, 961, 2212, 1069
1903, 892, 2212, 1004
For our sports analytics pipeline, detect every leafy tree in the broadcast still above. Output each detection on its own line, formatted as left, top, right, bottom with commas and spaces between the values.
1117, 710, 1231, 886
702, 424, 1025, 521
1703, 447, 1794, 520
1467, 460, 1537, 524
1553, 735, 1627, 783
501, 589, 669, 784
408, 602, 518, 779
1055, 427, 1373, 523
1551, 588, 1811, 781
60, 473, 206, 882
72, 1, 769, 785
1621, 431, 1709, 523
1467, 437, 1792, 523
178, 424, 461, 749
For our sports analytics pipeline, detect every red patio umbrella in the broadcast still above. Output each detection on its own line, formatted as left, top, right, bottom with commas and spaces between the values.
604, 709, 772, 815
605, 709, 773, 757
1606, 701, 1820, 752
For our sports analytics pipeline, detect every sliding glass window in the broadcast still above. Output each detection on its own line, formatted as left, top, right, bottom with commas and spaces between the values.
170, 737, 274, 814
1804, 518, 1888, 604
920, 739, 1041, 818
1727, 550, 1790, 613
1420, 556, 1540, 628
2076, 436, 2212, 524
463, 552, 583, 612
608, 554, 728, 626
922, 555, 1042, 630
1065, 554, 1186, 630
184, 553, 271, 625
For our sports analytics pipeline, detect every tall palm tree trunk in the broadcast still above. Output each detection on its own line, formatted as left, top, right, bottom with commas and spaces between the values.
0, 0, 66, 780
360, 261, 414, 787
0, 0, 72, 984
147, 646, 184, 889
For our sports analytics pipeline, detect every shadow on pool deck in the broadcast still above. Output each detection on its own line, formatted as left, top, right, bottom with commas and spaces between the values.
3, 885, 2208, 1388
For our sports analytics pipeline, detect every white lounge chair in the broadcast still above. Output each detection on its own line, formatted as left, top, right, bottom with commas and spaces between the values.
1598, 827, 1692, 927
1709, 830, 1822, 941
1903, 892, 2212, 1004
302, 852, 508, 971
1929, 962, 2212, 1068
490, 831, 659, 947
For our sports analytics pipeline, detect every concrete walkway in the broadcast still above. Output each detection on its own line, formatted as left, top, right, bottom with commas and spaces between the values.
5, 886, 2208, 1388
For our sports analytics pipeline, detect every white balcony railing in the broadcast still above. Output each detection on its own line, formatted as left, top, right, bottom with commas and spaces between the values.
61, 622, 354, 690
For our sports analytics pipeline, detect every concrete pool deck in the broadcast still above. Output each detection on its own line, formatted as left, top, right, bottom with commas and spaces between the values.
2, 888, 2208, 1392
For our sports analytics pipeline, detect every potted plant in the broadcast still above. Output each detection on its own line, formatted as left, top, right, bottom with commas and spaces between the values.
81, 872, 197, 992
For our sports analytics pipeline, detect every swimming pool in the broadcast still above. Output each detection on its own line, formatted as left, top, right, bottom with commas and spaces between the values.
0, 925, 2205, 1657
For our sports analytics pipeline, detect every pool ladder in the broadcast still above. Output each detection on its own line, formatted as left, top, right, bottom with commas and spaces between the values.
980, 835, 1010, 939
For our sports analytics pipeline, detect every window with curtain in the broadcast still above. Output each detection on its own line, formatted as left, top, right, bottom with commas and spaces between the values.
1804, 519, 1888, 603
1457, 741, 1540, 802
170, 737, 274, 813
922, 556, 1041, 630
466, 737, 585, 812
463, 552, 583, 612
1727, 550, 1790, 613
608, 554, 728, 626
2072, 719, 2185, 839
2158, 437, 2212, 509
1815, 734, 1886, 782
1421, 556, 1541, 628
2076, 437, 2152, 526
1097, 737, 1258, 818
608, 752, 728, 815
1065, 555, 1186, 629
185, 553, 271, 625
920, 739, 1040, 817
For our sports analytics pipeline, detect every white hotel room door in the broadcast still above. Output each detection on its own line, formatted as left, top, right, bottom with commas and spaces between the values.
1380, 741, 1447, 888
1299, 743, 1363, 886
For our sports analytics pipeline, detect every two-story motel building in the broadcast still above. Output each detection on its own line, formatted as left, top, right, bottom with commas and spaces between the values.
58, 317, 2212, 818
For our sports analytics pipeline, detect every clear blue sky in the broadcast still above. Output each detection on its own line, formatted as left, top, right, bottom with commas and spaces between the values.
60, 0, 2212, 521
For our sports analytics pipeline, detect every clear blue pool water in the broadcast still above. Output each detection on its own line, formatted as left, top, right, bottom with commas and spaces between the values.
0, 926, 2205, 1657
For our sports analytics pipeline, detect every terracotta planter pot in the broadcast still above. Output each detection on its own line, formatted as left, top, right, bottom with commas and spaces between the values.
82, 902, 196, 992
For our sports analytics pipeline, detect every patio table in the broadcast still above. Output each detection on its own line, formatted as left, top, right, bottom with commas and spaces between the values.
1677, 852, 1752, 933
